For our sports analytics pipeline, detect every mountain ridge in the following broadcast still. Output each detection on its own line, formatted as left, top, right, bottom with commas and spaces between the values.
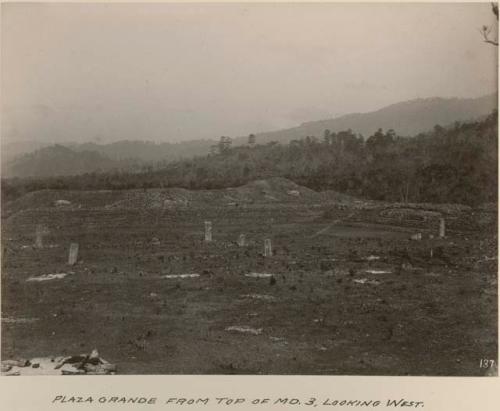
2, 93, 497, 178
233, 93, 497, 145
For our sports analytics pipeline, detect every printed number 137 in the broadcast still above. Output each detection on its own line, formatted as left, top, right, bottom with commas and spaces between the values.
479, 359, 496, 368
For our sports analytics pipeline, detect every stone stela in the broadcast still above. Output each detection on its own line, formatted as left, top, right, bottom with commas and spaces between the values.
204, 221, 212, 242
238, 234, 246, 247
68, 243, 79, 266
439, 218, 446, 238
264, 239, 272, 257
35, 224, 49, 248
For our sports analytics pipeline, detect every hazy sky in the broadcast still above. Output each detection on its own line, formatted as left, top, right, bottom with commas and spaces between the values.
1, 2, 498, 145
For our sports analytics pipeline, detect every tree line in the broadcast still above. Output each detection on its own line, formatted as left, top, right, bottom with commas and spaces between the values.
2, 111, 497, 206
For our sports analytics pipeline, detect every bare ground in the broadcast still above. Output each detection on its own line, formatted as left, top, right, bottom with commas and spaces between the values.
1, 187, 497, 375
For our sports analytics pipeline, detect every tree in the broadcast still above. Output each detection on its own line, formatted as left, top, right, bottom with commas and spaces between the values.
366, 128, 390, 154
481, 2, 498, 46
323, 129, 331, 145
217, 136, 232, 154
209, 144, 218, 155
248, 134, 256, 147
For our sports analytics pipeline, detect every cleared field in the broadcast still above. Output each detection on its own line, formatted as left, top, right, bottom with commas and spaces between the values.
1, 183, 497, 375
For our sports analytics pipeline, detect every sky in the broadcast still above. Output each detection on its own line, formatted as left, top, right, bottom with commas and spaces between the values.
1, 2, 498, 145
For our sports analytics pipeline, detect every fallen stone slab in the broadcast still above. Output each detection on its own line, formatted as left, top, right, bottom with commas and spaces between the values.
20, 244, 59, 250
1, 316, 39, 324
353, 278, 381, 285
240, 294, 277, 301
364, 269, 392, 275
245, 273, 273, 278
162, 274, 200, 279
26, 273, 72, 282
225, 326, 263, 335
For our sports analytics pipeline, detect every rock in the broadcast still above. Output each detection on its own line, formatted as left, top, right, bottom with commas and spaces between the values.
54, 355, 87, 369
84, 363, 117, 374
2, 369, 20, 376
2, 359, 30, 367
61, 365, 85, 375
1, 351, 116, 375
1, 364, 12, 373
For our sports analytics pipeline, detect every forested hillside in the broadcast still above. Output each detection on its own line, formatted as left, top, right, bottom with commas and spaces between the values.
232, 94, 497, 145
155, 112, 498, 205
1, 144, 140, 178
72, 139, 214, 162
2, 112, 497, 206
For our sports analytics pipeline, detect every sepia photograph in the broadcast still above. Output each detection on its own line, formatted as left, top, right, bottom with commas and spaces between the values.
1, 1, 498, 378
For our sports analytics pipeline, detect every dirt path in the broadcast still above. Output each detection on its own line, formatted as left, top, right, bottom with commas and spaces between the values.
309, 212, 356, 238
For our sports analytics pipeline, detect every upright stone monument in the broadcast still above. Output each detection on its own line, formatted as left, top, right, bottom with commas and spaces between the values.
68, 243, 79, 265
35, 231, 43, 249
204, 221, 212, 242
439, 218, 446, 238
264, 239, 272, 257
238, 234, 246, 247
35, 224, 48, 248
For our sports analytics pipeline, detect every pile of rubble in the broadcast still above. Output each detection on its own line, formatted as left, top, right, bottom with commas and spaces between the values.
1, 349, 116, 376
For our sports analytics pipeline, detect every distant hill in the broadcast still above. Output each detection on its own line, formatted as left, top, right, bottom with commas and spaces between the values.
2, 138, 217, 178
235, 94, 497, 145
1, 144, 138, 178
2, 94, 496, 178
1, 139, 215, 168
70, 139, 214, 163
1, 140, 51, 164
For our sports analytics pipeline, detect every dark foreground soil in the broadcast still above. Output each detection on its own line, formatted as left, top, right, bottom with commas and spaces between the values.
1, 193, 497, 375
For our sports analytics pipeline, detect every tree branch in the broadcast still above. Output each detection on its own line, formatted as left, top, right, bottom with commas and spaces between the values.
492, 2, 498, 20
484, 38, 499, 46
481, 25, 499, 46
